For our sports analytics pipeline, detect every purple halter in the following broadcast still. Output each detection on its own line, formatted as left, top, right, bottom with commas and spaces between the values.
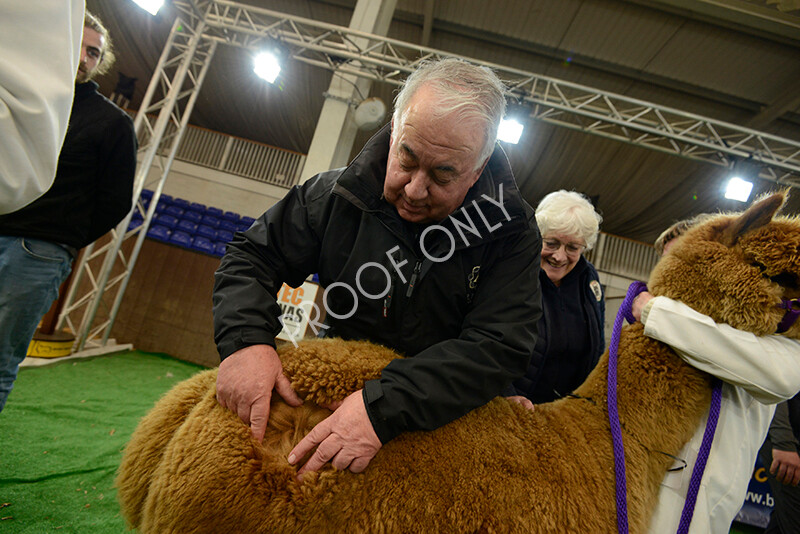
776, 298, 800, 333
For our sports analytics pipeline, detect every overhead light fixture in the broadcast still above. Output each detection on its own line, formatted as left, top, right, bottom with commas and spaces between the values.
498, 118, 524, 144
131, 0, 164, 15
725, 177, 754, 202
254, 51, 282, 84
724, 158, 759, 202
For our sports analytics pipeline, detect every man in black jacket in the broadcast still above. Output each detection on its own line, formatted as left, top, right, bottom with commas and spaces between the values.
0, 12, 137, 412
213, 58, 542, 474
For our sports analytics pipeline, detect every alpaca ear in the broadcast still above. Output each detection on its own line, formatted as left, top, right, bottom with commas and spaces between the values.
719, 190, 787, 247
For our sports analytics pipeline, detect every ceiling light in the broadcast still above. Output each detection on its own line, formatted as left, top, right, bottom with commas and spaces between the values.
131, 0, 164, 15
254, 51, 282, 84
725, 177, 753, 202
498, 118, 524, 144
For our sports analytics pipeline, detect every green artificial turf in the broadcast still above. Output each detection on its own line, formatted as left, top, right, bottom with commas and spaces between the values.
0, 351, 205, 533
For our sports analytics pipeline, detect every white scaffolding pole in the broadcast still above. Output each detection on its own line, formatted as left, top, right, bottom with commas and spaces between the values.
57, 10, 217, 352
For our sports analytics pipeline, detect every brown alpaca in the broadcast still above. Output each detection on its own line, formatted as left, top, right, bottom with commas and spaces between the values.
116, 192, 800, 533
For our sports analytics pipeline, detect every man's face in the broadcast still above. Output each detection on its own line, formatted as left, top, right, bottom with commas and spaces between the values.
383, 85, 487, 224
76, 26, 105, 83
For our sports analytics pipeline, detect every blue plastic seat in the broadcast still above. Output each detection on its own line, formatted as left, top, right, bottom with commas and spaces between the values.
172, 198, 191, 209
164, 205, 185, 218
189, 202, 207, 212
155, 195, 172, 213
155, 213, 179, 229
146, 225, 171, 242
206, 206, 223, 218
218, 219, 238, 233
176, 220, 198, 235
201, 215, 220, 228
140, 189, 154, 201
127, 218, 143, 232
238, 216, 256, 232
213, 242, 227, 257
183, 210, 203, 224
216, 230, 234, 243
222, 211, 240, 222
168, 231, 192, 248
196, 225, 217, 240
190, 236, 215, 255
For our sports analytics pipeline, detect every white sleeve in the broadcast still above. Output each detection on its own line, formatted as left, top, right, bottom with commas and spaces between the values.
0, 0, 85, 214
643, 296, 800, 404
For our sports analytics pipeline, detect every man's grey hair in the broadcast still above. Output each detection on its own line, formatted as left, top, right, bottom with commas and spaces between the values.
392, 58, 507, 170
535, 190, 603, 250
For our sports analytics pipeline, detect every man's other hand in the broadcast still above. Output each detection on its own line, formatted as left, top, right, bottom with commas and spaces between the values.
507, 395, 535, 411
771, 448, 800, 486
288, 389, 381, 476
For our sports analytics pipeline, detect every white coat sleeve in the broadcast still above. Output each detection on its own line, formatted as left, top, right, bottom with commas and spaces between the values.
0, 0, 85, 214
642, 296, 800, 404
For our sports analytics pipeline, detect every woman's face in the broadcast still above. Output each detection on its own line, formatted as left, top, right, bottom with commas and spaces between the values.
541, 232, 586, 285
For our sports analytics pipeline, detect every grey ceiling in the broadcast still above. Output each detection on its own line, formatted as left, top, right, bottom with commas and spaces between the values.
88, 0, 800, 244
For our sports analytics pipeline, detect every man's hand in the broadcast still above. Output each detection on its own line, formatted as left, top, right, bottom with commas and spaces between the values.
216, 344, 303, 443
632, 291, 654, 322
771, 448, 800, 486
506, 395, 535, 411
288, 389, 381, 477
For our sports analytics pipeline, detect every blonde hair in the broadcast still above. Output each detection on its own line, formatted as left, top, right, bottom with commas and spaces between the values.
653, 214, 712, 256
84, 11, 115, 76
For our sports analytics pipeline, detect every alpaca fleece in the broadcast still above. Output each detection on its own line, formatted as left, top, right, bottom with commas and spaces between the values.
117, 192, 800, 533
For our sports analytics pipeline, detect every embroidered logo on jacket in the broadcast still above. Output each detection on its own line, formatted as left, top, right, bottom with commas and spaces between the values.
589, 280, 603, 302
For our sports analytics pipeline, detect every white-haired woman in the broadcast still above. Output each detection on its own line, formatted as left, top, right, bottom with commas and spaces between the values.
507, 190, 604, 407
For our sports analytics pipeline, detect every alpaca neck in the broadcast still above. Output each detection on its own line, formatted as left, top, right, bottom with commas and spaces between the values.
577, 323, 713, 468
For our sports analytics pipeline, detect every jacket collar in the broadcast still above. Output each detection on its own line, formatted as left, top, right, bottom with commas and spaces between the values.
74, 81, 99, 103
332, 123, 530, 251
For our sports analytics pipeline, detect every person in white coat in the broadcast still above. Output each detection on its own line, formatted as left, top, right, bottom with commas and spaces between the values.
0, 0, 85, 213
633, 218, 800, 534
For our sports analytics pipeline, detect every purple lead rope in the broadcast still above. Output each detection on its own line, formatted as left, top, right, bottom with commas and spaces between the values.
608, 282, 722, 534
608, 281, 647, 534
676, 378, 722, 533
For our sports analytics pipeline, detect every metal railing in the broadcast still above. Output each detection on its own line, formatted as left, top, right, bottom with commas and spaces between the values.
142, 118, 306, 187
585, 233, 660, 282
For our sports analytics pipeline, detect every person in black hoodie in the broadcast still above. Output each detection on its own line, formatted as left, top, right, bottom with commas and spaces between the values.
0, 11, 136, 412
213, 58, 542, 476
506, 190, 604, 408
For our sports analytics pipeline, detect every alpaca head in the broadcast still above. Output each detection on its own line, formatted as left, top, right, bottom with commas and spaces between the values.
648, 190, 800, 338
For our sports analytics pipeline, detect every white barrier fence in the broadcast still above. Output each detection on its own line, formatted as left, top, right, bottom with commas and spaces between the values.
140, 118, 306, 188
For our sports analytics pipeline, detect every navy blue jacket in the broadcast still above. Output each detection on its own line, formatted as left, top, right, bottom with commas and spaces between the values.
509, 255, 605, 403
